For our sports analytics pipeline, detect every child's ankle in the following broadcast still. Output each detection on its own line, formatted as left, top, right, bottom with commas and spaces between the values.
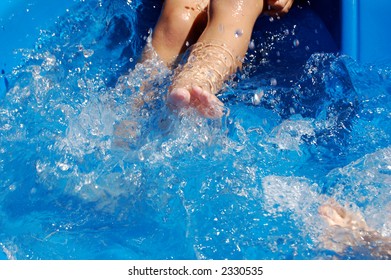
171, 41, 240, 95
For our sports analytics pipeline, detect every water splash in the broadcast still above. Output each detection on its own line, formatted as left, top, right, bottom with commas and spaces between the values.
0, 0, 390, 260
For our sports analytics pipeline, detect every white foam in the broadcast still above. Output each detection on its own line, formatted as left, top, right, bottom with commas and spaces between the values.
267, 117, 315, 152
262, 175, 327, 243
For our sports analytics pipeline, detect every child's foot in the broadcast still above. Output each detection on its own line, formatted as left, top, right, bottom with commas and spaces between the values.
318, 199, 369, 231
319, 199, 391, 258
168, 41, 239, 118
168, 85, 224, 118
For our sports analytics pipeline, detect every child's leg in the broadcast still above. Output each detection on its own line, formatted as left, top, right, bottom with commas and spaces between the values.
168, 0, 264, 118
145, 0, 209, 66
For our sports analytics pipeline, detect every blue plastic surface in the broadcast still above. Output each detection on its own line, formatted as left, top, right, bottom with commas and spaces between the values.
296, 0, 391, 64
341, 0, 359, 60
358, 0, 391, 64
337, 0, 391, 64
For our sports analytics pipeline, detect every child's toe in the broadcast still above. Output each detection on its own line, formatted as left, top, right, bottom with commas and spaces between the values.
168, 88, 191, 107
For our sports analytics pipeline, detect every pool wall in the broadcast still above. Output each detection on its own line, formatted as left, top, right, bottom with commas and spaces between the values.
313, 0, 391, 64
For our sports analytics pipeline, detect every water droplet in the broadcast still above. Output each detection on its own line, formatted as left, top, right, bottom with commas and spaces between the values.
44, 54, 57, 68
248, 40, 255, 50
77, 79, 86, 88
252, 90, 264, 105
57, 162, 71, 171
252, 94, 260, 105
234, 29, 243, 38
36, 161, 46, 173
83, 49, 94, 58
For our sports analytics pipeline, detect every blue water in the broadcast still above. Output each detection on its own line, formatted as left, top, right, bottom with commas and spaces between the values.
0, 0, 390, 260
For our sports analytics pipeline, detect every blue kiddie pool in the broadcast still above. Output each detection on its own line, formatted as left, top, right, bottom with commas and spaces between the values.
0, 0, 390, 260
